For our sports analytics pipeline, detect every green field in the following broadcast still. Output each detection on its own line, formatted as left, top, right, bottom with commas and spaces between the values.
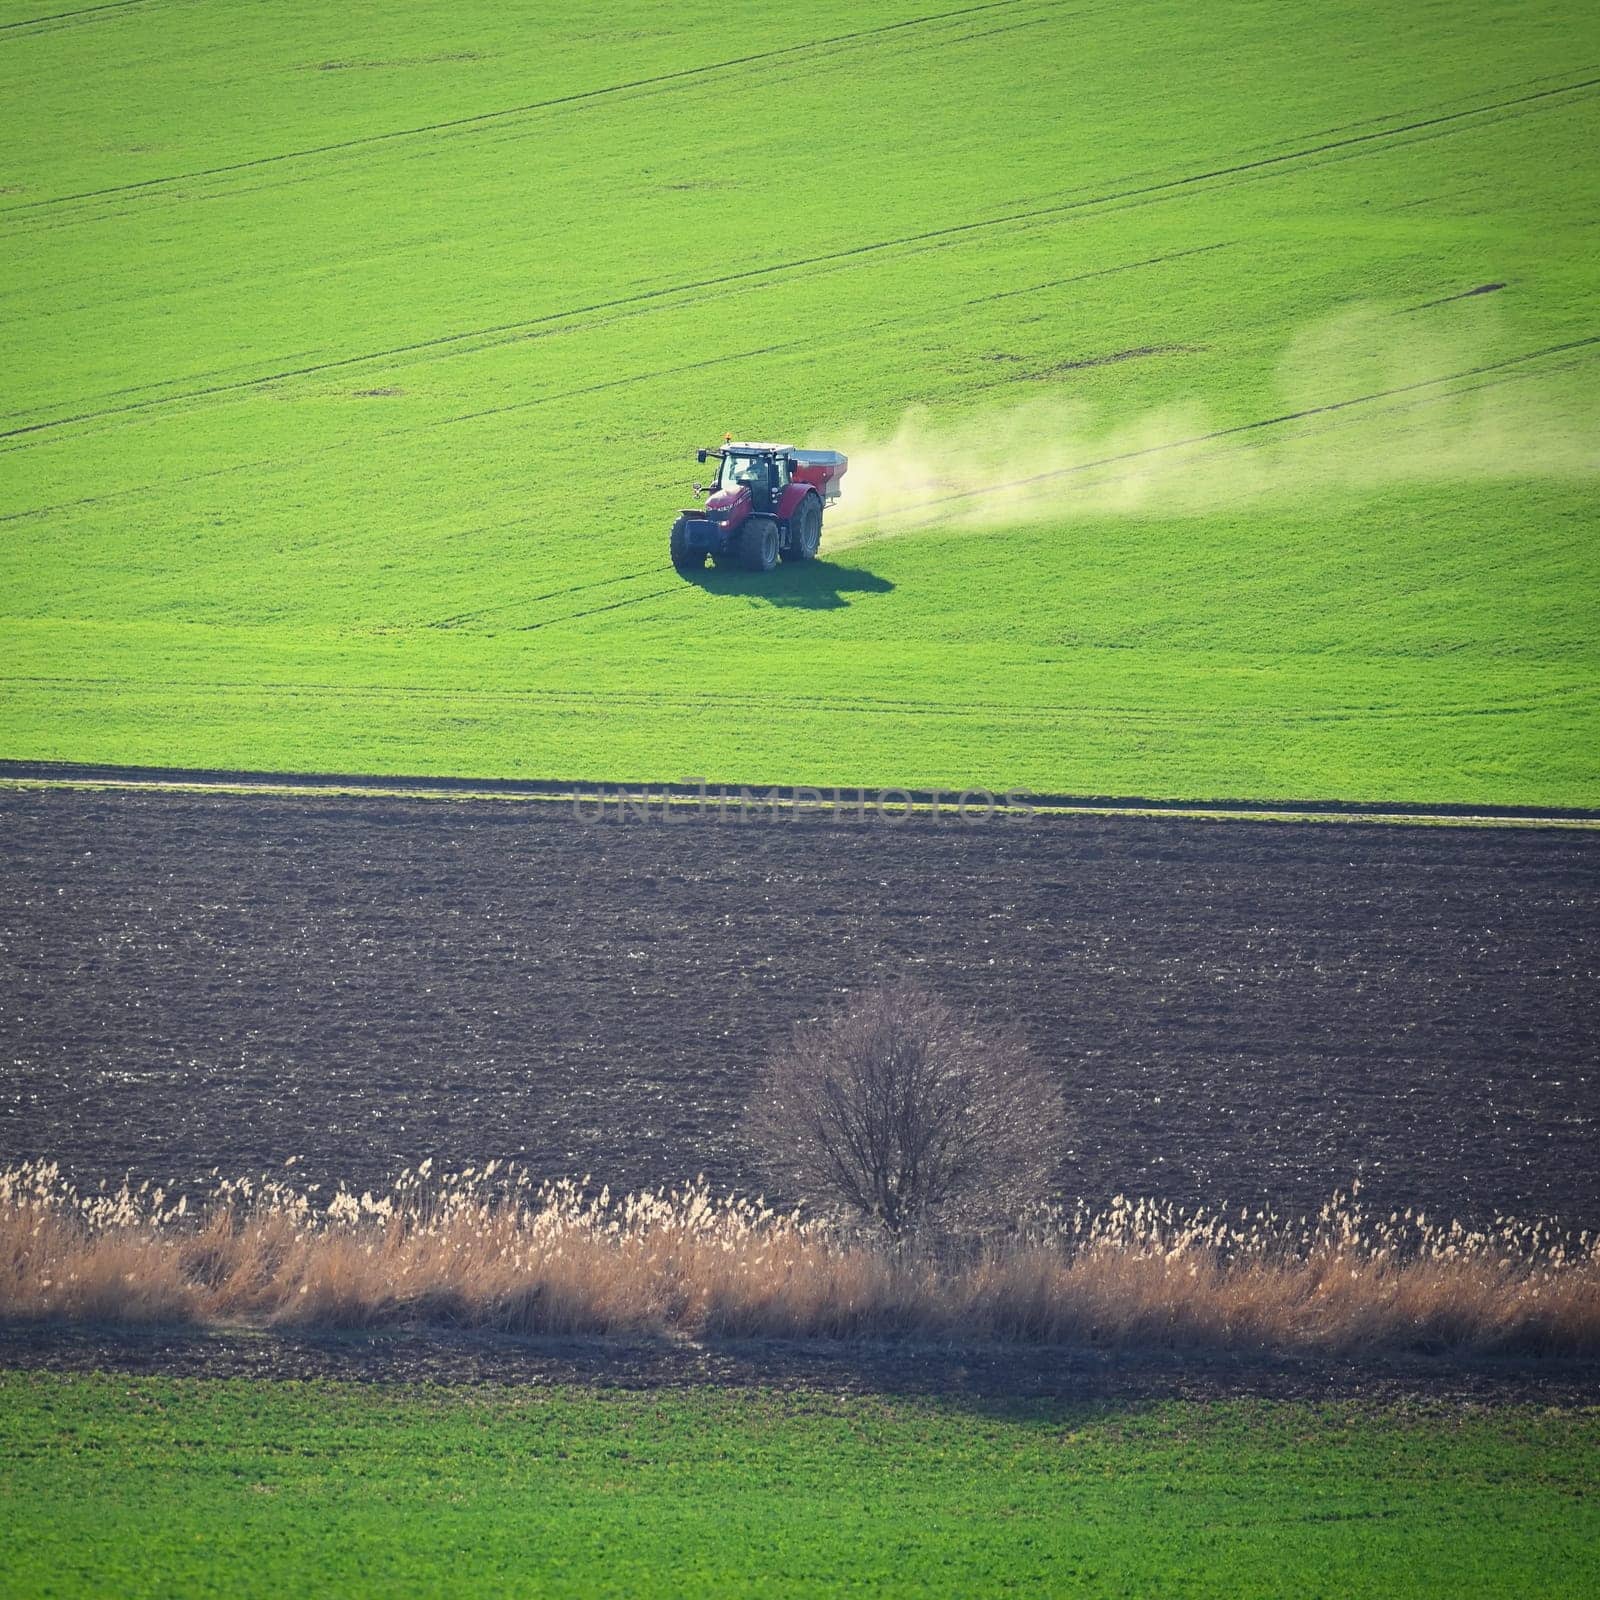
2, 0, 1597, 804
0, 1375, 1595, 1597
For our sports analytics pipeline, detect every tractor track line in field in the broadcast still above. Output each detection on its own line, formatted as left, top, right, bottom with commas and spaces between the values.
0, 240, 1225, 532
2, 761, 1595, 827
0, 457, 253, 525
925, 358, 1577, 522
1, 241, 1222, 447
511, 584, 685, 632
422, 241, 1208, 435
1223, 61, 1600, 151
2, 45, 1571, 233
4, 74, 1593, 447
0, 348, 327, 429
385, 244, 1233, 438
834, 335, 1600, 533
0, 0, 145, 31
12, 674, 1588, 722
9, 686, 1590, 761
961, 240, 1234, 307
158, 63, 1586, 245
426, 569, 664, 629
432, 339, 804, 431
0, 0, 1035, 213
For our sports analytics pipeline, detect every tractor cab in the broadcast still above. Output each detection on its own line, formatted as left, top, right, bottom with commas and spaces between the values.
717, 448, 788, 512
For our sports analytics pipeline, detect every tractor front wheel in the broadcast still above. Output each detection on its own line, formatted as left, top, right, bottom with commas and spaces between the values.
738, 515, 779, 573
781, 495, 822, 563
670, 517, 706, 574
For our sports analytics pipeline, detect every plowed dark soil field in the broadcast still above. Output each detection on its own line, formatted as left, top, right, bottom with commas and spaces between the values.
2, 789, 1596, 1227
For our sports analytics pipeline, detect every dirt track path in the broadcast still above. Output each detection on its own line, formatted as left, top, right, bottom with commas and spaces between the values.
1, 787, 1595, 1226
5, 758, 1599, 825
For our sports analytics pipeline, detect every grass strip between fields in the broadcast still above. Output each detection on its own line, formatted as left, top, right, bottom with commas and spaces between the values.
3, 774, 1597, 830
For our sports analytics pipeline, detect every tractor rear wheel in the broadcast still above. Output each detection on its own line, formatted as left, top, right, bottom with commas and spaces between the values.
670, 517, 705, 573
781, 495, 822, 563
738, 515, 779, 573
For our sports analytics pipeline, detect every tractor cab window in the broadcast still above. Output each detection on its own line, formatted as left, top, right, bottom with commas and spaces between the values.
720, 453, 770, 493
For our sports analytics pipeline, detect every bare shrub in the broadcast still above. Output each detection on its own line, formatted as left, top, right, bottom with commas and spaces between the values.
740, 983, 1066, 1238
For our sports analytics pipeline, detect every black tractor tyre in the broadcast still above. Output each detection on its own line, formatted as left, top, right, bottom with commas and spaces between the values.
670, 517, 706, 573
738, 515, 779, 573
781, 495, 822, 563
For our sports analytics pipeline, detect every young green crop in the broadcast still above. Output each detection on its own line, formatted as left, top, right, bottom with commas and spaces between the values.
2, 0, 1596, 804
1, 1375, 1597, 1598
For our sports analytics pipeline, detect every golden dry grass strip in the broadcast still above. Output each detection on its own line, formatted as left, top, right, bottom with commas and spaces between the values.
3, 1164, 1596, 1357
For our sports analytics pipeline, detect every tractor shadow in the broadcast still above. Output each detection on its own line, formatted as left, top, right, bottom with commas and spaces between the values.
687, 559, 894, 611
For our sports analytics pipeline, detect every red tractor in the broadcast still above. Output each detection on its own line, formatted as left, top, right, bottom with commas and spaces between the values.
670, 441, 848, 574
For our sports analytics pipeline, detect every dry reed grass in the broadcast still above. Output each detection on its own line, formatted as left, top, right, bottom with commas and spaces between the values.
3, 1162, 1596, 1357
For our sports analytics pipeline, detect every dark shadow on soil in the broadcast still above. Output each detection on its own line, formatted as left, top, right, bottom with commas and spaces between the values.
685, 558, 894, 610
3, 1326, 1596, 1410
